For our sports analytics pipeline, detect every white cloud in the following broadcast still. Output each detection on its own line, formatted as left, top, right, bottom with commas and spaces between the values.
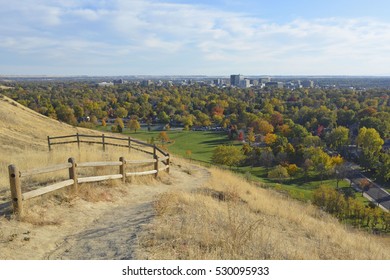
71, 9, 104, 21
1, 0, 390, 74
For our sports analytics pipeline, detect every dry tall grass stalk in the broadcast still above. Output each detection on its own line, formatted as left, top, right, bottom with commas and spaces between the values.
137, 168, 390, 260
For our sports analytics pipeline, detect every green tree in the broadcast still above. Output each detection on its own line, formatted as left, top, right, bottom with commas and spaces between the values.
313, 185, 346, 216
116, 107, 128, 118
268, 165, 289, 183
73, 105, 84, 119
290, 124, 310, 145
127, 118, 141, 133
377, 153, 390, 182
303, 135, 323, 148
360, 115, 390, 139
194, 111, 211, 126
211, 145, 245, 168
259, 147, 275, 169
304, 147, 334, 181
113, 117, 124, 133
158, 111, 170, 123
181, 114, 195, 128
337, 109, 356, 127
326, 126, 349, 151
251, 119, 274, 135
90, 115, 98, 125
55, 105, 77, 125
246, 127, 256, 143
357, 127, 384, 171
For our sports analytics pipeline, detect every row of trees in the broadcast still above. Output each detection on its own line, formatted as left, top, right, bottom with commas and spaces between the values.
110, 117, 141, 133
215, 123, 389, 184
4, 82, 390, 135
213, 123, 389, 182
2, 81, 390, 182
313, 185, 390, 232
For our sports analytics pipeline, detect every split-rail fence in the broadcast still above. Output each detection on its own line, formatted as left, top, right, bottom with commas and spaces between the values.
7, 133, 170, 217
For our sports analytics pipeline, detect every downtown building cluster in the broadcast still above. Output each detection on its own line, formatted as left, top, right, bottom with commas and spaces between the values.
227, 74, 314, 89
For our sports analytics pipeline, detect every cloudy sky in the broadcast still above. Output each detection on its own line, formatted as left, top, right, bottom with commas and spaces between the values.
1, 0, 390, 76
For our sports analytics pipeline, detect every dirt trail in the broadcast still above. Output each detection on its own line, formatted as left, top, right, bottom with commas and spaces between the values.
45, 163, 210, 260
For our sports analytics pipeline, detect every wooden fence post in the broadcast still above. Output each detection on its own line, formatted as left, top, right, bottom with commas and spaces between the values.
47, 136, 51, 151
8, 164, 23, 218
128, 137, 131, 152
154, 154, 159, 178
102, 134, 106, 152
68, 158, 78, 193
166, 153, 170, 173
120, 157, 126, 183
76, 133, 80, 149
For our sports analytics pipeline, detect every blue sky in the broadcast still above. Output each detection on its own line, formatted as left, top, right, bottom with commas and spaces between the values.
1, 0, 390, 76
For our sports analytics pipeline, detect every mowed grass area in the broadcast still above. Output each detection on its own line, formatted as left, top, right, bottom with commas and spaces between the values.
238, 166, 351, 201
97, 126, 234, 163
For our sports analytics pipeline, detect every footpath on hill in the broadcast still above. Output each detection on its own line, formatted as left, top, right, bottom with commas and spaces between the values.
0, 162, 210, 260
45, 163, 210, 260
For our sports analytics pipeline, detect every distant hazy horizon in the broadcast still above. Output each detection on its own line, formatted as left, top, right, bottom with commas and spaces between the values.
2, 0, 390, 76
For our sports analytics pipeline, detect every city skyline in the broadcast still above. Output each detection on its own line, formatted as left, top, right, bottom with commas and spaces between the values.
2, 0, 390, 76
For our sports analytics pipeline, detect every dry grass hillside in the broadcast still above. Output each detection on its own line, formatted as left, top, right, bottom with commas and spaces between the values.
0, 96, 389, 260
138, 168, 390, 259
0, 94, 90, 152
0, 94, 106, 196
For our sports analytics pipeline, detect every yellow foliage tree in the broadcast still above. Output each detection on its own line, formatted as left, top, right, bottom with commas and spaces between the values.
127, 118, 141, 133
157, 131, 170, 143
264, 133, 277, 146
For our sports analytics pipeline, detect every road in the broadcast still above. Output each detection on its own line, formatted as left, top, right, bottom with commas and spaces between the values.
346, 162, 390, 211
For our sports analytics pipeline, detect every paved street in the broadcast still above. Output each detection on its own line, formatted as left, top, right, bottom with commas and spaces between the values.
346, 163, 390, 211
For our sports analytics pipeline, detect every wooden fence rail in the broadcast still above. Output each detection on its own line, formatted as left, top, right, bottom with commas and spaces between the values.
8, 154, 169, 218
5, 134, 170, 217
47, 133, 162, 155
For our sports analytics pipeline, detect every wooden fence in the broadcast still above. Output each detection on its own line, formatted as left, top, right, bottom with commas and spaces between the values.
7, 134, 170, 217
47, 133, 164, 155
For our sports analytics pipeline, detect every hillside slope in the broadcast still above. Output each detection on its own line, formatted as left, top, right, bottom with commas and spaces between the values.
0, 94, 103, 192
0, 94, 92, 152
138, 168, 390, 259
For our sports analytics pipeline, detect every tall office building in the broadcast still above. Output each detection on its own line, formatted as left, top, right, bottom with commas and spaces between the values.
230, 74, 243, 87
301, 80, 314, 88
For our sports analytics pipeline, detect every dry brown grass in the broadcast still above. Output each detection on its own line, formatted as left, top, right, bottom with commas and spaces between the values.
0, 95, 156, 200
137, 168, 390, 260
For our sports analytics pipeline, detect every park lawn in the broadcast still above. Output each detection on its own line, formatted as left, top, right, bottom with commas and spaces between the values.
97, 126, 233, 163
237, 165, 352, 201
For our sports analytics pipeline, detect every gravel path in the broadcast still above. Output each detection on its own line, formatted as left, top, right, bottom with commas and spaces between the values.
45, 164, 210, 260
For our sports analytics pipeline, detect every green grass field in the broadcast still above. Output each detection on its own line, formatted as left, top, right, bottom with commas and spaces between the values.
237, 165, 351, 201
98, 126, 234, 163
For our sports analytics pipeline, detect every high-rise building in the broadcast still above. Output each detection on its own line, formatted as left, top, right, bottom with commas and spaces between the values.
265, 81, 284, 89
240, 79, 250, 88
301, 80, 314, 88
230, 74, 243, 87
260, 77, 271, 83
